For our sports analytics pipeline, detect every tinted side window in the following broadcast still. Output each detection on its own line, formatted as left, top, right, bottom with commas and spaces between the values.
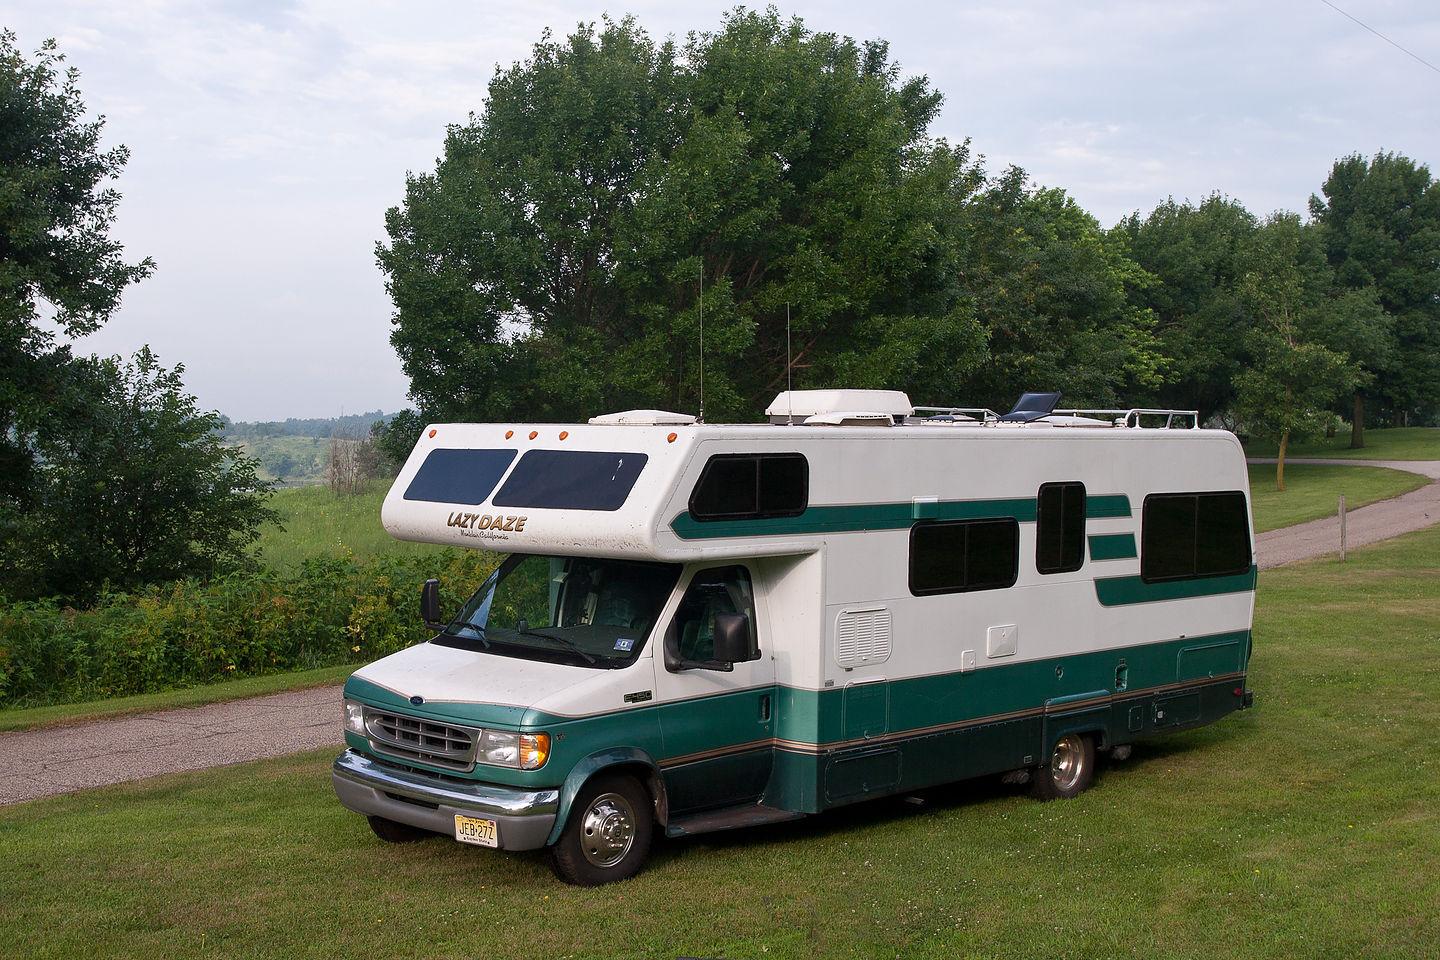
1036, 482, 1086, 574
1142, 491, 1250, 582
689, 454, 808, 521
404, 449, 517, 505
492, 450, 647, 511
909, 519, 1020, 596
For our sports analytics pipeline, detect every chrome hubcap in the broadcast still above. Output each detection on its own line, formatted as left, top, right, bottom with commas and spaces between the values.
1051, 735, 1084, 792
579, 792, 635, 868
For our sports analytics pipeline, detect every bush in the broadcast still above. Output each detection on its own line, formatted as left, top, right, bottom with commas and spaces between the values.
0, 549, 499, 709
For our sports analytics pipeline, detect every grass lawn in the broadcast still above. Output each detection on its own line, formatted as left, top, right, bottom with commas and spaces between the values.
256, 480, 451, 572
3, 527, 1437, 959
1243, 426, 1440, 461
1247, 462, 1431, 532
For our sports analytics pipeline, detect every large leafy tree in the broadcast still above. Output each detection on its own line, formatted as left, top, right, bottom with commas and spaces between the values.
1, 33, 273, 602
1111, 195, 1256, 420
379, 11, 986, 428
1310, 151, 1440, 440
952, 167, 1162, 412
16, 349, 278, 603
1, 32, 154, 507
1232, 214, 1381, 489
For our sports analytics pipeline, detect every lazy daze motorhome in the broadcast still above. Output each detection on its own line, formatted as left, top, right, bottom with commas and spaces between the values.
333, 390, 1256, 885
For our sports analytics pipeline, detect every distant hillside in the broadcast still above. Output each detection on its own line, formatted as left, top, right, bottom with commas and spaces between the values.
221, 411, 395, 484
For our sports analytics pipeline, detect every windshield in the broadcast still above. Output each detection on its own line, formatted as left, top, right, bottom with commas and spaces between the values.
434, 554, 681, 669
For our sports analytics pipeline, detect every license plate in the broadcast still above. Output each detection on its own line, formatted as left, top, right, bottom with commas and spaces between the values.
454, 814, 498, 848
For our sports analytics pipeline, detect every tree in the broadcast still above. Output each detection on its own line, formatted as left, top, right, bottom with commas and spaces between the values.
1310, 151, 1440, 441
6, 349, 278, 603
1232, 214, 1377, 490
378, 11, 986, 425
952, 167, 1162, 411
1, 31, 154, 576
1111, 195, 1257, 420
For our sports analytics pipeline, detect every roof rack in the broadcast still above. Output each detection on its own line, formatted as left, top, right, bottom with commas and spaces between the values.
911, 406, 1200, 429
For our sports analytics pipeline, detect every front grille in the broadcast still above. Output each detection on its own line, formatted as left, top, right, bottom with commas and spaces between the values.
365, 709, 478, 772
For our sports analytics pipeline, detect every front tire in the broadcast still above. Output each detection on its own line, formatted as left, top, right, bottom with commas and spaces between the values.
1030, 733, 1096, 800
367, 815, 431, 843
549, 774, 653, 886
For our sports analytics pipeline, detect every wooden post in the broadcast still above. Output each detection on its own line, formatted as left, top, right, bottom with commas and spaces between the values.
1339, 494, 1347, 563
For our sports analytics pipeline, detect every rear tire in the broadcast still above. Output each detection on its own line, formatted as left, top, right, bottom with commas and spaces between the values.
367, 815, 430, 843
1030, 733, 1096, 800
549, 774, 653, 886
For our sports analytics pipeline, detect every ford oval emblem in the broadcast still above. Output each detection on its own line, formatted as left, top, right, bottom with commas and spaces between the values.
409, 695, 424, 705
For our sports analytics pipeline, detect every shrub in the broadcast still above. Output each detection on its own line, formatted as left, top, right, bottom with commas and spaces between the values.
0, 549, 499, 709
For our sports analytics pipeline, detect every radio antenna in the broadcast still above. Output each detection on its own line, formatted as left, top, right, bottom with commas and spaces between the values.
697, 262, 705, 423
786, 303, 794, 425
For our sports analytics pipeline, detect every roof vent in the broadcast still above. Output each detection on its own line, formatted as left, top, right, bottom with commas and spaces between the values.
999, 392, 1062, 423
588, 409, 698, 426
766, 389, 913, 425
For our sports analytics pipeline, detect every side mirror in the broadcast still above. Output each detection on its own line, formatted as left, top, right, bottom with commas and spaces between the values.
712, 612, 759, 664
421, 578, 443, 630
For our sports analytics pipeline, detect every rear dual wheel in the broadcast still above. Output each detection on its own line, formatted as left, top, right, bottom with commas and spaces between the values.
1030, 733, 1096, 800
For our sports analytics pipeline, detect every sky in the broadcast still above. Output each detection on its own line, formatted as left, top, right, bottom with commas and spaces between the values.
7, 0, 1439, 422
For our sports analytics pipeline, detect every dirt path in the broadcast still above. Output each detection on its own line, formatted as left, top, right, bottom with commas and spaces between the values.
4, 457, 1438, 806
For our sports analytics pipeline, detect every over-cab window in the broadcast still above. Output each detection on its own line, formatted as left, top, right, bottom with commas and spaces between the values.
909, 518, 1019, 596
689, 453, 808, 521
1036, 482, 1086, 574
1141, 491, 1250, 582
492, 450, 647, 511
404, 449, 517, 504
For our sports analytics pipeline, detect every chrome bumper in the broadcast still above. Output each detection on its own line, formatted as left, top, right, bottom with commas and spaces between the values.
332, 750, 559, 851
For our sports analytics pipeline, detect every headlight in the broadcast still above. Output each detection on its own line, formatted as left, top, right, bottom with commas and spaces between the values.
343, 699, 366, 736
477, 729, 550, 770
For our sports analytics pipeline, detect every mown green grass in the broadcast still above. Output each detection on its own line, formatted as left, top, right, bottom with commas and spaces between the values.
1247, 462, 1430, 532
256, 481, 450, 572
3, 526, 1437, 959
1244, 425, 1440, 460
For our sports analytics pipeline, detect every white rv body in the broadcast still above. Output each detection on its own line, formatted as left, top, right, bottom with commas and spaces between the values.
334, 391, 1255, 883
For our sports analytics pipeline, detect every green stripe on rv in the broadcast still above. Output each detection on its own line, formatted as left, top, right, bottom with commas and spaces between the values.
500, 630, 1249, 759
1093, 567, 1257, 606
1088, 532, 1137, 560
669, 494, 1131, 540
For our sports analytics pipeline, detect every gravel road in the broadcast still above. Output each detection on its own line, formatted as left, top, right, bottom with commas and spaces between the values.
3, 457, 1437, 806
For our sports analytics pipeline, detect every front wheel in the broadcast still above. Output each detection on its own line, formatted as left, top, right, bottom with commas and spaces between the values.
1030, 733, 1096, 800
367, 815, 431, 843
548, 774, 653, 886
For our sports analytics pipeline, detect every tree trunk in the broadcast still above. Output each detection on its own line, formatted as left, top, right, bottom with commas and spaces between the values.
1350, 392, 1364, 449
1276, 431, 1288, 492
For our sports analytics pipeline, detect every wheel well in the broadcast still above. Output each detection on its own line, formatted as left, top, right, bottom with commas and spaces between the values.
587, 762, 666, 826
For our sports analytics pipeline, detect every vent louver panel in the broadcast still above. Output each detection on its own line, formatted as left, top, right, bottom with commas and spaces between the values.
836, 607, 892, 667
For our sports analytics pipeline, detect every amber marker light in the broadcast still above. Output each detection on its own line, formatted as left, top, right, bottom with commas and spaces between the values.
428, 429, 437, 438
558, 431, 569, 440
528, 430, 538, 440
667, 433, 678, 443
505, 430, 514, 439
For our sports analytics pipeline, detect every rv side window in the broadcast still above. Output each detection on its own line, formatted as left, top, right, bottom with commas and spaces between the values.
1036, 482, 1086, 574
1141, 491, 1251, 582
909, 519, 1020, 596
403, 448, 518, 505
689, 453, 808, 521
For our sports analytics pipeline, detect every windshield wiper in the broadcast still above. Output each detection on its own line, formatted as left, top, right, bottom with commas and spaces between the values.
448, 623, 491, 649
516, 624, 597, 664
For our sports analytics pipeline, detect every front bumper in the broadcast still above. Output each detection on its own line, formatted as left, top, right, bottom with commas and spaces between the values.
332, 750, 559, 851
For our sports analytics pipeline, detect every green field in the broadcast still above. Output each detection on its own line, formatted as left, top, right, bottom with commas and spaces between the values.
1243, 426, 1440, 461
3, 525, 1437, 959
1247, 462, 1430, 532
255, 481, 451, 572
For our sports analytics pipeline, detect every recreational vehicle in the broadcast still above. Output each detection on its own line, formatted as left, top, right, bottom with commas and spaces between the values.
332, 390, 1256, 885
